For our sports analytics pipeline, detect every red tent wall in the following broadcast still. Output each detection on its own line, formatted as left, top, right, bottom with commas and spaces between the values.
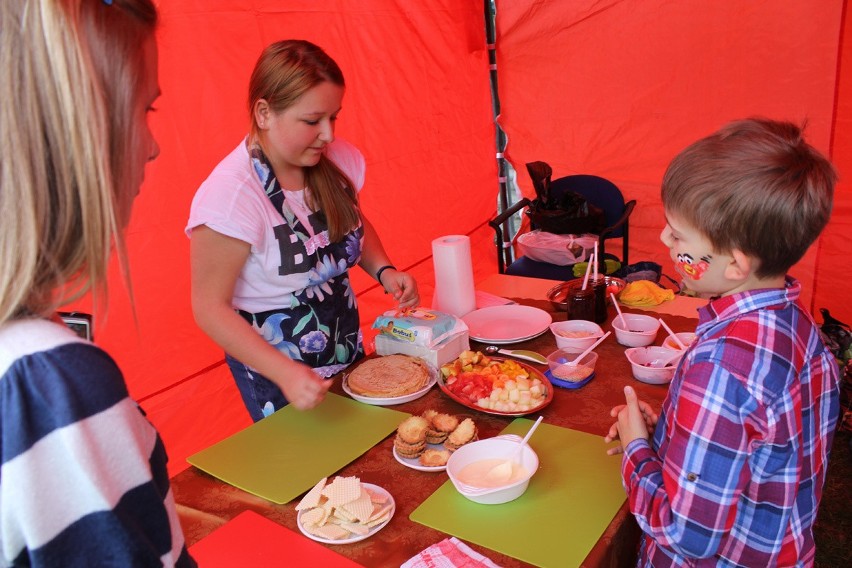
64, 1, 852, 476
820, 1, 852, 324
495, 0, 848, 319
68, 1, 498, 475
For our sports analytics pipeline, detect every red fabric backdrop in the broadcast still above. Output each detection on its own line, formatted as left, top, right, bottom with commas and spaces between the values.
64, 0, 851, 476
495, 0, 846, 314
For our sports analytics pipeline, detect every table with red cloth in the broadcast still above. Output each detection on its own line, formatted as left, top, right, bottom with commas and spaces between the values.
172, 279, 700, 567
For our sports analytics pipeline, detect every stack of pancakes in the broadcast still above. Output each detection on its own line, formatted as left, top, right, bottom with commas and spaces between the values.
346, 354, 431, 398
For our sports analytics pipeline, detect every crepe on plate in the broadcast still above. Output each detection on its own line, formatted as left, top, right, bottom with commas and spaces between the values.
346, 354, 431, 398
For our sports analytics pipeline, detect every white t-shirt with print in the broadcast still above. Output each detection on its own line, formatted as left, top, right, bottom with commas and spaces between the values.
185, 138, 365, 314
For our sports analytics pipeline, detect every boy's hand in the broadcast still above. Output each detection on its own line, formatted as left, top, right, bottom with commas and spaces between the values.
604, 386, 656, 455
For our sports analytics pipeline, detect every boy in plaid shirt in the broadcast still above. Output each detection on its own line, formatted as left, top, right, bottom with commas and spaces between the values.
606, 118, 841, 567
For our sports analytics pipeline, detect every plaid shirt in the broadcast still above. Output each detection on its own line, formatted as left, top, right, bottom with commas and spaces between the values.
623, 278, 840, 567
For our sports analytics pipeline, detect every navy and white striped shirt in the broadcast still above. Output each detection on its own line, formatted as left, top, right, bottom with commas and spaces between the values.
0, 318, 195, 567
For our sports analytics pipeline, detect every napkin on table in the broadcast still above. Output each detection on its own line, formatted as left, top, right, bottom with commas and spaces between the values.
618, 279, 675, 307
402, 537, 503, 568
474, 290, 515, 309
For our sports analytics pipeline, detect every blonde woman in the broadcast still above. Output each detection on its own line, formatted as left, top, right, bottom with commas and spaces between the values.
0, 1, 193, 565
187, 40, 419, 421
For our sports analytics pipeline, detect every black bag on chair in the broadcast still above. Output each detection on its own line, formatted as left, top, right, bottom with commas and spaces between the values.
524, 161, 606, 235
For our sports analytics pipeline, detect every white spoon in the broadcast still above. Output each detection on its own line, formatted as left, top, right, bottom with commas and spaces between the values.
564, 331, 611, 366
647, 351, 683, 368
611, 293, 625, 327
485, 416, 544, 484
658, 318, 687, 350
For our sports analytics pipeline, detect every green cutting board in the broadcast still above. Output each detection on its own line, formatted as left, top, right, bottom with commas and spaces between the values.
410, 419, 626, 568
187, 393, 407, 504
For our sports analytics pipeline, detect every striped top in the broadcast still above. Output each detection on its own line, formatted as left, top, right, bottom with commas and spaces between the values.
0, 318, 194, 567
623, 278, 840, 567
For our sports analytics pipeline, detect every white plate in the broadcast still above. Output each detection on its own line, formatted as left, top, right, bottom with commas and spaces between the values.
341, 361, 438, 405
296, 483, 395, 544
462, 305, 553, 345
392, 443, 448, 472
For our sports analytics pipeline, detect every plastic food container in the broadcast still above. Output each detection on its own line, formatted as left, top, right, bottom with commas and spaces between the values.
612, 313, 660, 347
546, 347, 598, 383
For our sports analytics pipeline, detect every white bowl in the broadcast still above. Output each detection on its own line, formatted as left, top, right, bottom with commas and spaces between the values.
661, 332, 697, 351
446, 435, 539, 505
624, 346, 682, 384
612, 313, 660, 347
549, 320, 604, 351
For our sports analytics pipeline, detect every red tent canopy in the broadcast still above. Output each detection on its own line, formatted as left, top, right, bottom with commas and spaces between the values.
67, 0, 851, 475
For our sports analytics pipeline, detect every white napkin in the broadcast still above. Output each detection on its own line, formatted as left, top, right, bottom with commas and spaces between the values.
474, 290, 516, 309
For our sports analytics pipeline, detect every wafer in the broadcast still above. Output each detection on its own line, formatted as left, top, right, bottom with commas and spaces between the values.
321, 476, 361, 507
300, 506, 329, 527
308, 523, 350, 540
296, 477, 327, 511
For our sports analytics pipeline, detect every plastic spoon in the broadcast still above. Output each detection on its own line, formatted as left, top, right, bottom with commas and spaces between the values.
484, 345, 547, 365
486, 416, 544, 484
647, 350, 683, 368
565, 331, 611, 366
610, 293, 624, 327
658, 318, 687, 350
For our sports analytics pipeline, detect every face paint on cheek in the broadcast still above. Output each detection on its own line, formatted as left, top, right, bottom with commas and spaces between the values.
676, 253, 713, 280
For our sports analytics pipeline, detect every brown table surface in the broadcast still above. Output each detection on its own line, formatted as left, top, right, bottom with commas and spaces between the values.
172, 299, 698, 567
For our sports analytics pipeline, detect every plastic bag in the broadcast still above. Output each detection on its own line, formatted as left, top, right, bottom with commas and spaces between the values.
524, 161, 606, 234
372, 308, 467, 348
526, 193, 606, 235
516, 231, 596, 265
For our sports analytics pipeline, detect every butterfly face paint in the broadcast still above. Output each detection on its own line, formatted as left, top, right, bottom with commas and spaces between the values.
676, 252, 712, 280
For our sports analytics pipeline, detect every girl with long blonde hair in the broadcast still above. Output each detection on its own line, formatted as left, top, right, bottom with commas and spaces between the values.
0, 1, 193, 564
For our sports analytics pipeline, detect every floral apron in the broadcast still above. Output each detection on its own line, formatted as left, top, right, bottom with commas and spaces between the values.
227, 147, 364, 421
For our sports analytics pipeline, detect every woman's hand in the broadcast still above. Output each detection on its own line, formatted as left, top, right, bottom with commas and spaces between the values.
273, 361, 332, 410
381, 269, 420, 309
604, 386, 657, 455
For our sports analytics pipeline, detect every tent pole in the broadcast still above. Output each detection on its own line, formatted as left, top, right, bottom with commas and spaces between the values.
486, 0, 515, 271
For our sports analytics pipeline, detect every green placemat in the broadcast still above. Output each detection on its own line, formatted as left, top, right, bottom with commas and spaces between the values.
410, 419, 626, 567
187, 393, 407, 504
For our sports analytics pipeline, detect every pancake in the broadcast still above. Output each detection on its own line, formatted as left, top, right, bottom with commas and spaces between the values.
346, 354, 431, 398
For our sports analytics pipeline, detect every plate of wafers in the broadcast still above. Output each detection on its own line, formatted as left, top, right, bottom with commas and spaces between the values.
296, 476, 395, 544
342, 354, 438, 405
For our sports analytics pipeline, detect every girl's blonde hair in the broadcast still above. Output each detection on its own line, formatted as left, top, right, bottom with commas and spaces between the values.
248, 40, 360, 242
0, 0, 157, 325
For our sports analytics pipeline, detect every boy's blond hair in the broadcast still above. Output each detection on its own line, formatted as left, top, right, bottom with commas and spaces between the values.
0, 0, 157, 325
661, 118, 836, 278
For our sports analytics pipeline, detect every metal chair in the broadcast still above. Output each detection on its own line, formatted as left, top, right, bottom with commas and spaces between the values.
490, 162, 636, 280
